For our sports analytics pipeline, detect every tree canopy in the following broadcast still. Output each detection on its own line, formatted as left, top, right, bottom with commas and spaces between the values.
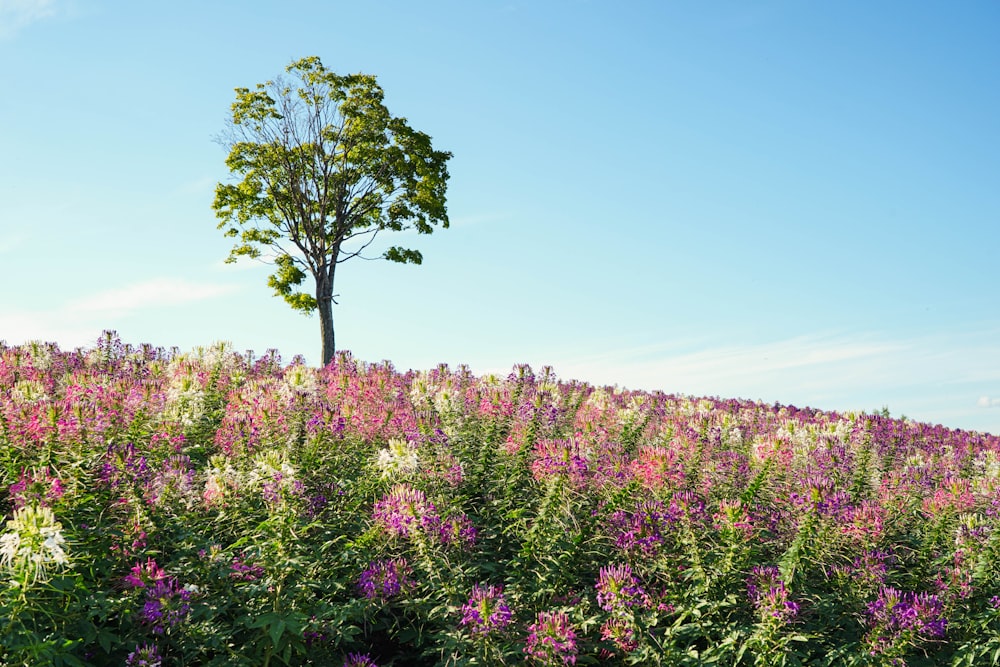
213, 56, 452, 365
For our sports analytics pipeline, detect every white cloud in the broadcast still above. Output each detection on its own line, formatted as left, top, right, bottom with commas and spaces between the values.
978, 396, 1000, 409
70, 278, 238, 315
0, 0, 56, 38
556, 333, 905, 398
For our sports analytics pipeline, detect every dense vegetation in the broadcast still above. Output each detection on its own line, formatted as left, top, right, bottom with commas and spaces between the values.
2, 333, 1000, 666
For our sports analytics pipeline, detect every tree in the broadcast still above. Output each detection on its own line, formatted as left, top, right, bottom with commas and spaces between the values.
213, 56, 452, 366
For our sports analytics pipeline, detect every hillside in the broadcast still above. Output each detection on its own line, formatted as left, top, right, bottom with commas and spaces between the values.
2, 333, 999, 666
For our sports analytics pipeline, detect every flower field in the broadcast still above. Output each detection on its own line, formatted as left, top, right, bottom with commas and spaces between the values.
2, 333, 1000, 666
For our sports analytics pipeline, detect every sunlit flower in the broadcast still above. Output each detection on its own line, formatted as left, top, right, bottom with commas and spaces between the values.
746, 565, 799, 623
460, 584, 512, 637
372, 484, 439, 538
375, 438, 420, 479
524, 610, 578, 665
595, 563, 647, 613
0, 505, 69, 583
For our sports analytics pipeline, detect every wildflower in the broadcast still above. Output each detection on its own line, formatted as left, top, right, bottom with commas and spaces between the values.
8, 467, 65, 509
608, 500, 678, 555
712, 498, 755, 540
375, 438, 420, 479
125, 643, 163, 667
281, 364, 318, 400
629, 446, 684, 491
230, 551, 265, 582
746, 566, 799, 622
595, 563, 647, 613
141, 577, 192, 635
524, 610, 578, 665
531, 437, 590, 486
600, 617, 638, 653
100, 442, 151, 489
372, 484, 439, 539
866, 587, 947, 642
460, 584, 512, 637
357, 558, 414, 600
123, 557, 168, 589
0, 505, 69, 583
147, 454, 196, 508
438, 514, 478, 548
342, 653, 379, 667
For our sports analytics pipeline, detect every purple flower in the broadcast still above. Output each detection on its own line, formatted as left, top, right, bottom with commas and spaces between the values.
125, 643, 163, 667
372, 484, 439, 539
595, 563, 647, 613
357, 558, 414, 600
608, 500, 678, 555
342, 653, 378, 667
746, 566, 799, 622
438, 514, 478, 548
141, 577, 192, 635
524, 610, 578, 665
866, 587, 947, 641
100, 442, 150, 489
230, 552, 265, 582
460, 585, 512, 637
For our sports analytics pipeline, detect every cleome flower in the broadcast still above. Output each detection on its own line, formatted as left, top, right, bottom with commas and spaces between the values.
375, 438, 420, 479
595, 563, 648, 614
0, 505, 69, 584
524, 610, 579, 666
460, 584, 513, 637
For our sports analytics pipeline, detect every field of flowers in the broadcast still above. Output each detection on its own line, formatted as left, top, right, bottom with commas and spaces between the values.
2, 332, 1000, 666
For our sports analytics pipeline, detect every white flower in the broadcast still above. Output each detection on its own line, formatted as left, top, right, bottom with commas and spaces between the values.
376, 438, 420, 479
0, 532, 20, 566
281, 364, 318, 400
1, 505, 69, 582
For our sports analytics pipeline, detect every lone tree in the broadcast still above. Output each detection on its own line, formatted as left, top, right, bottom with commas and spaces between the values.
213, 56, 452, 366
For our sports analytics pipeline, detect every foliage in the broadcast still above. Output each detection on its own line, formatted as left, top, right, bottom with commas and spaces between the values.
2, 332, 1000, 665
213, 56, 452, 364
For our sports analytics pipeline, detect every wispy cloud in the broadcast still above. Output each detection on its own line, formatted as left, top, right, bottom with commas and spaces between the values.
1, 277, 241, 348
0, 0, 57, 39
548, 328, 1000, 431
70, 278, 238, 315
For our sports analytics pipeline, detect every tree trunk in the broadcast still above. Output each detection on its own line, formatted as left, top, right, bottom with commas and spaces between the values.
317, 265, 336, 367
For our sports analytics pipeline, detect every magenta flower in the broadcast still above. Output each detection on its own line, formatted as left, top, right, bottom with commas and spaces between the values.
524, 610, 578, 665
600, 617, 638, 653
8, 467, 65, 509
342, 653, 379, 667
460, 584, 512, 637
595, 563, 647, 613
746, 565, 799, 622
123, 558, 168, 589
372, 484, 439, 539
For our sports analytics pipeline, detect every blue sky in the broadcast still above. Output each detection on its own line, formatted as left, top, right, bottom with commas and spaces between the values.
1, 1, 998, 433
